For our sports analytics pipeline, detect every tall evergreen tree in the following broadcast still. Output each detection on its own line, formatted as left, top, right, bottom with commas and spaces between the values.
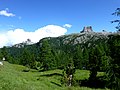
20, 48, 36, 71
88, 45, 103, 80
83, 47, 89, 69
61, 59, 76, 86
1, 46, 8, 60
73, 45, 83, 69
0, 50, 3, 60
106, 35, 120, 90
1, 46, 13, 62
40, 39, 55, 70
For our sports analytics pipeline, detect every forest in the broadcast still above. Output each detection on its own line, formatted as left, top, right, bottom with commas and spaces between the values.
0, 32, 120, 90
0, 8, 120, 90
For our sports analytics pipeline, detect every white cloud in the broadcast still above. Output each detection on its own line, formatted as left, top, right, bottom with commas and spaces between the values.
63, 24, 72, 28
0, 8, 15, 17
0, 34, 9, 48
0, 25, 67, 48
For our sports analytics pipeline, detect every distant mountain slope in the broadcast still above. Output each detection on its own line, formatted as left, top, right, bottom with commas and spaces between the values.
9, 26, 112, 49
38, 31, 111, 50
0, 27, 118, 69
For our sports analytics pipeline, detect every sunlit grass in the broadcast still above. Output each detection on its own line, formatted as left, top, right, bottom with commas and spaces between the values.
0, 61, 109, 90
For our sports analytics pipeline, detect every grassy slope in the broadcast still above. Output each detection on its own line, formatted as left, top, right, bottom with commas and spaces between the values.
0, 61, 109, 90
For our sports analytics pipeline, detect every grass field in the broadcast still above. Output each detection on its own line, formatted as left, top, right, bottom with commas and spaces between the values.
0, 61, 109, 90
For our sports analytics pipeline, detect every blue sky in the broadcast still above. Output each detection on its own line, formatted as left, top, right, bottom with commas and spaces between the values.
0, 0, 120, 47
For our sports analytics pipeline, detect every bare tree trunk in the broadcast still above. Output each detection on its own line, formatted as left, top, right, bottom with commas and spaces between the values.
68, 74, 72, 86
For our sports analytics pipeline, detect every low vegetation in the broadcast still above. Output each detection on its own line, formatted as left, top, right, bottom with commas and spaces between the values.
0, 61, 109, 90
0, 8, 119, 90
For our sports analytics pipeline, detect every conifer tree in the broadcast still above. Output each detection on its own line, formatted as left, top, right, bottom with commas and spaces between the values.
73, 45, 83, 69
61, 59, 76, 86
83, 47, 89, 69
40, 39, 54, 70
21, 48, 31, 66
106, 35, 120, 90
88, 46, 102, 80
1, 46, 8, 60
0, 50, 3, 60
1, 46, 13, 62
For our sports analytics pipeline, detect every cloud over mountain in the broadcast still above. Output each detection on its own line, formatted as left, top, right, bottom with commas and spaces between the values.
0, 25, 67, 47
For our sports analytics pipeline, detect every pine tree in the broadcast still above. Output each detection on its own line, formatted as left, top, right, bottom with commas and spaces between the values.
88, 45, 102, 80
61, 59, 76, 86
106, 35, 120, 90
40, 39, 54, 70
83, 47, 89, 69
20, 48, 36, 68
0, 50, 3, 60
1, 46, 8, 61
1, 46, 13, 62
73, 45, 83, 69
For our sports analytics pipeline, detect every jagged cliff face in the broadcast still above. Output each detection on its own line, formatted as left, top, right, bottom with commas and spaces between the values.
45, 26, 111, 47
3, 27, 118, 67
11, 26, 113, 49
81, 26, 93, 33
13, 39, 34, 48
62, 32, 109, 45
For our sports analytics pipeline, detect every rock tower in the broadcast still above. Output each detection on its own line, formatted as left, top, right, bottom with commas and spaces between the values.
81, 26, 93, 33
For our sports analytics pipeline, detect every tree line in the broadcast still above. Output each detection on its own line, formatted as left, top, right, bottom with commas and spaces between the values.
0, 8, 120, 90
0, 34, 120, 89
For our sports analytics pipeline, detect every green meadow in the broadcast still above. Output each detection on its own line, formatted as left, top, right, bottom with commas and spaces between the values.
0, 61, 109, 90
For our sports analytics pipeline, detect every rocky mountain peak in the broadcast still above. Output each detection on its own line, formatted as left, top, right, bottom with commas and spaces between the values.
80, 26, 93, 33
13, 39, 34, 48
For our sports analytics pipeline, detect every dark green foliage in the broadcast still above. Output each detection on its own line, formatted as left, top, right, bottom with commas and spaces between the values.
39, 39, 55, 70
88, 42, 108, 80
100, 55, 110, 71
0, 46, 14, 63
88, 47, 99, 80
20, 48, 30, 66
82, 47, 89, 69
111, 8, 120, 31
0, 9, 120, 89
73, 45, 83, 69
61, 61, 76, 86
19, 47, 36, 69
1, 30, 120, 89
53, 50, 65, 69
106, 35, 120, 90
0, 33, 109, 72
0, 50, 3, 60
1, 46, 8, 61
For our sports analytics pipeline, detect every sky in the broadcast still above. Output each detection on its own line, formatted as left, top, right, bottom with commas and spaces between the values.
0, 0, 120, 47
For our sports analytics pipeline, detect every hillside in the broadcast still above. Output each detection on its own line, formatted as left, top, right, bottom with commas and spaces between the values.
0, 30, 116, 69
0, 61, 109, 90
9, 26, 111, 48
0, 30, 120, 89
